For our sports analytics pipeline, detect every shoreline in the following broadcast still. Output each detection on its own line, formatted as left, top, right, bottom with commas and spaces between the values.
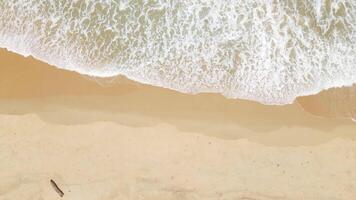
1, 48, 355, 143
2, 47, 356, 109
1, 48, 356, 199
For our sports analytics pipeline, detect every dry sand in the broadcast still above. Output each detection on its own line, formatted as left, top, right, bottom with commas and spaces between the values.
0, 48, 356, 199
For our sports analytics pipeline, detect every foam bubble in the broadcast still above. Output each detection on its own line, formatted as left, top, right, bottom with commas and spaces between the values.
0, 0, 356, 104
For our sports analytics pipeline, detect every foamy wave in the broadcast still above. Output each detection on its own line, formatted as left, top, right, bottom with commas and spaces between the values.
1, 0, 356, 104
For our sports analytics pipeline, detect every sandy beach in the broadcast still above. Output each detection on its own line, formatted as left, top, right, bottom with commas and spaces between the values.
1, 48, 356, 199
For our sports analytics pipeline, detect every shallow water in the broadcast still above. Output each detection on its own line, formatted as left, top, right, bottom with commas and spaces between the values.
298, 84, 356, 120
0, 0, 355, 104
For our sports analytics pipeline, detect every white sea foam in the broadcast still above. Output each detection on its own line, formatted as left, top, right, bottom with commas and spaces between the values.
0, 0, 355, 104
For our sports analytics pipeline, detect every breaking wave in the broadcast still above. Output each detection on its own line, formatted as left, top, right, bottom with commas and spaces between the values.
0, 0, 356, 104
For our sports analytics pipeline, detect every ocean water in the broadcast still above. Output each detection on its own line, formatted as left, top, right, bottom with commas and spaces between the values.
0, 0, 355, 104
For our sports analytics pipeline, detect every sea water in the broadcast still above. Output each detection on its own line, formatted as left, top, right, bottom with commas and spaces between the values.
0, 0, 355, 104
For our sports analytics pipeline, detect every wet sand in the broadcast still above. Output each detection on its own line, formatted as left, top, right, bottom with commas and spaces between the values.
298, 85, 356, 121
0, 48, 356, 199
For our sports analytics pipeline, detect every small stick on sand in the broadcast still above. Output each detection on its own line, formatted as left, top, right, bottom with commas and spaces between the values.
50, 179, 64, 197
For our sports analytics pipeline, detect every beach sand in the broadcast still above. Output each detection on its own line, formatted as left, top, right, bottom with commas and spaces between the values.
298, 85, 356, 121
0, 48, 356, 199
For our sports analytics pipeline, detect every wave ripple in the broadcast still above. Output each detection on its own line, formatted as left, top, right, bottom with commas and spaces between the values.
1, 0, 356, 104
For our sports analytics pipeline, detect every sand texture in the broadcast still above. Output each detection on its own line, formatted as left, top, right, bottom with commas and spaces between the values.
298, 85, 356, 121
1, 48, 356, 199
